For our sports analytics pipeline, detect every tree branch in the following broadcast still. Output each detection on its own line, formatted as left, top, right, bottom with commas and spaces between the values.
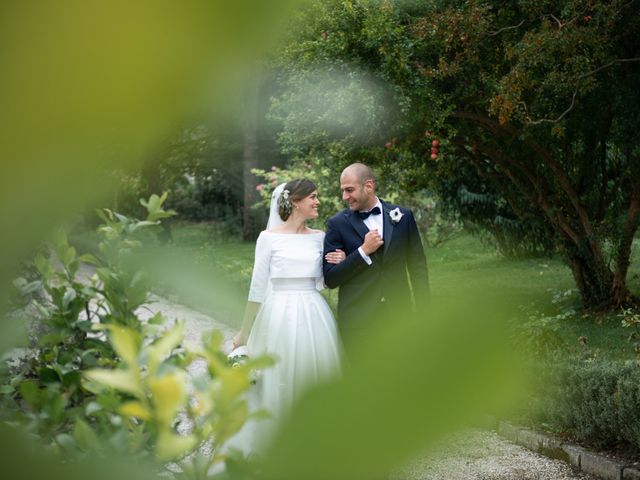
546, 14, 564, 29
453, 135, 582, 245
546, 13, 581, 30
523, 58, 640, 125
487, 19, 525, 36
453, 110, 601, 251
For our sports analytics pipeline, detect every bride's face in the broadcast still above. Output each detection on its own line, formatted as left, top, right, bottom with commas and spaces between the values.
294, 190, 320, 220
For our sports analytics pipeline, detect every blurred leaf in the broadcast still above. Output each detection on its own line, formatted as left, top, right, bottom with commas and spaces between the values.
0, 424, 158, 480
148, 312, 165, 325
52, 229, 68, 250
216, 401, 250, 444
37, 366, 60, 384
156, 431, 198, 462
85, 369, 143, 398
245, 354, 276, 370
263, 294, 524, 479
140, 192, 177, 223
74, 419, 101, 452
62, 288, 77, 310
148, 371, 187, 427
108, 325, 141, 367
60, 246, 77, 267
147, 321, 185, 374
18, 380, 40, 408
85, 401, 103, 417
55, 433, 76, 452
34, 254, 52, 279
13, 277, 42, 296
78, 253, 99, 265
119, 401, 152, 421
0, 0, 300, 301
0, 385, 15, 394
129, 221, 159, 232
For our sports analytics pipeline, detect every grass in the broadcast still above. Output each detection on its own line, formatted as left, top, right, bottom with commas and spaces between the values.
429, 234, 638, 361
72, 221, 640, 362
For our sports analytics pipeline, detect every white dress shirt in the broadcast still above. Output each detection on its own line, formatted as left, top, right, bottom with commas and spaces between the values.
357, 197, 383, 266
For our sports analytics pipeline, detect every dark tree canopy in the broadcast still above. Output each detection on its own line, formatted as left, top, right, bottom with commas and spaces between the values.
271, 0, 640, 309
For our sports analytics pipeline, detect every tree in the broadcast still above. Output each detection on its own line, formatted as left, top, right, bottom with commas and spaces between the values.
270, 0, 640, 310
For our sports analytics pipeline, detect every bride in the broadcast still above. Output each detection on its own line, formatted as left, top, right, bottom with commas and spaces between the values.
231, 178, 344, 451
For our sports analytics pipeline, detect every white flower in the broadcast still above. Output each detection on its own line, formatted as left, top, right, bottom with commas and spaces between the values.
282, 189, 290, 199
389, 207, 404, 224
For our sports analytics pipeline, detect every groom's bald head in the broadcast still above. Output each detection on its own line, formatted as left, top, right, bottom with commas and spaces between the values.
341, 163, 376, 190
340, 162, 377, 211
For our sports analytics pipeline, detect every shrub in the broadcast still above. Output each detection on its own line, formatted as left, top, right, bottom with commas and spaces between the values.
521, 360, 640, 453
1, 193, 270, 476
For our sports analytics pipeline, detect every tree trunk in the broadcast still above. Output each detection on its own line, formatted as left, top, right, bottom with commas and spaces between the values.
241, 75, 263, 241
566, 248, 614, 310
456, 113, 632, 312
612, 187, 640, 307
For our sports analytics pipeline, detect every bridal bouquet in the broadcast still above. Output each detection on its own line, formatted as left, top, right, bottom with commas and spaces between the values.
227, 345, 249, 367
227, 345, 258, 384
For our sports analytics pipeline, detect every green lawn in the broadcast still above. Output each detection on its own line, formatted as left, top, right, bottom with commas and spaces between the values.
428, 234, 638, 361
111, 222, 639, 362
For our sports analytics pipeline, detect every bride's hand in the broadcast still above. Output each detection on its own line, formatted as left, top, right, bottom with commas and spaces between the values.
325, 249, 346, 264
233, 331, 248, 349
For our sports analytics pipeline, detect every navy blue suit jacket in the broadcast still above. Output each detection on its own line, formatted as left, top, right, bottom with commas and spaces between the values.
323, 200, 430, 333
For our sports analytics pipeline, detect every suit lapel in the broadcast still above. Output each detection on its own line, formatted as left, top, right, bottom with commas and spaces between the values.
381, 200, 395, 256
346, 210, 369, 241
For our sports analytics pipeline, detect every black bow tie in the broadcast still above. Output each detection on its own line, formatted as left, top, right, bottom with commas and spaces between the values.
358, 206, 381, 219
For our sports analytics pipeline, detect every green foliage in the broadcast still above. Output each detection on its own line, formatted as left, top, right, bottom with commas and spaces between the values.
269, 0, 640, 306
523, 360, 640, 453
619, 307, 640, 359
1, 195, 175, 440
109, 124, 246, 230
2, 194, 274, 476
0, 0, 299, 303
84, 325, 273, 472
511, 305, 567, 359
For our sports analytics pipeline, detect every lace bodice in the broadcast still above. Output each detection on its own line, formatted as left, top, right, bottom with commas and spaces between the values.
247, 231, 325, 303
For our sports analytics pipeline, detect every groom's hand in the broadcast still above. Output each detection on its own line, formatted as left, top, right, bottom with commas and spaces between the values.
362, 229, 384, 255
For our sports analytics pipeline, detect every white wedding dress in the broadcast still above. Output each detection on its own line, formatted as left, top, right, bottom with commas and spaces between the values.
231, 230, 341, 453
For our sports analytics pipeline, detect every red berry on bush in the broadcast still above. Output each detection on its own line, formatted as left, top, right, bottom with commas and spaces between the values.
430, 153, 438, 160
432, 139, 440, 147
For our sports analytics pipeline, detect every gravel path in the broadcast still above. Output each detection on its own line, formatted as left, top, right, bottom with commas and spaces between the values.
142, 294, 598, 480
391, 429, 597, 480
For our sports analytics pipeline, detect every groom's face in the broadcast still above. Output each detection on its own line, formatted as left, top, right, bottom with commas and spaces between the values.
340, 173, 375, 211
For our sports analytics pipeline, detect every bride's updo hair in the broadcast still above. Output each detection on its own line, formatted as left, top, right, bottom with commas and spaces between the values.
278, 178, 317, 221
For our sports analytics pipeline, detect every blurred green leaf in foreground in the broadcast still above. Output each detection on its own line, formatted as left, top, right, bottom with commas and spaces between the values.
0, 0, 297, 300
0, 1, 526, 477
262, 291, 524, 480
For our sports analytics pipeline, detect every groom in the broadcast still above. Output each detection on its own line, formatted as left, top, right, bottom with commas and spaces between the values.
323, 163, 430, 342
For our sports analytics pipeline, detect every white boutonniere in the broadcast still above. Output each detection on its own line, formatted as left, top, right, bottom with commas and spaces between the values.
389, 207, 404, 224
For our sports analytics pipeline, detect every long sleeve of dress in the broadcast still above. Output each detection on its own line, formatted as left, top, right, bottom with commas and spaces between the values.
247, 232, 271, 303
